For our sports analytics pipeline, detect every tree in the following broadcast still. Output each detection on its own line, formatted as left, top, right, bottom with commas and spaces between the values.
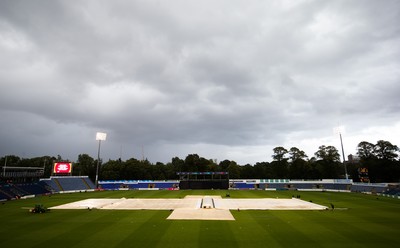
208, 159, 218, 172
288, 147, 308, 162
75, 154, 95, 180
0, 155, 20, 167
314, 145, 341, 178
241, 164, 256, 179
219, 160, 231, 172
254, 162, 268, 179
315, 145, 340, 162
219, 159, 240, 178
100, 160, 122, 180
184, 154, 200, 172
374, 140, 399, 161
357, 141, 376, 160
42, 156, 56, 177
356, 140, 399, 183
288, 147, 310, 179
197, 157, 211, 172
227, 161, 241, 179
170, 157, 185, 172
272, 147, 288, 162
121, 158, 152, 180
271, 147, 289, 178
152, 162, 167, 180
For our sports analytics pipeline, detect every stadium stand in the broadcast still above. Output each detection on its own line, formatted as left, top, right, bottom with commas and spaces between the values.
0, 176, 95, 200
384, 188, 400, 196
0, 183, 14, 200
1, 176, 398, 202
83, 177, 96, 189
40, 178, 62, 192
99, 180, 179, 190
0, 192, 9, 201
229, 179, 351, 191
13, 183, 49, 195
350, 183, 387, 194
0, 182, 51, 200
39, 176, 96, 192
231, 182, 256, 189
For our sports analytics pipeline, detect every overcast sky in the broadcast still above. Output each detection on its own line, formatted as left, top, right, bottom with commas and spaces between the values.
0, 0, 399, 165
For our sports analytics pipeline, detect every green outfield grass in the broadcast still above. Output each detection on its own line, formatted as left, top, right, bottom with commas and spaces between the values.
0, 190, 399, 248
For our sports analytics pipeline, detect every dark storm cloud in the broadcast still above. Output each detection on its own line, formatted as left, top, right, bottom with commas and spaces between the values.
0, 0, 399, 164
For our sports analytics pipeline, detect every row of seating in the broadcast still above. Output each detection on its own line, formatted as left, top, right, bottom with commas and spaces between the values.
1, 177, 396, 201
230, 182, 389, 193
384, 188, 400, 196
0, 182, 51, 200
100, 181, 178, 190
0, 176, 96, 200
40, 176, 95, 192
351, 184, 387, 193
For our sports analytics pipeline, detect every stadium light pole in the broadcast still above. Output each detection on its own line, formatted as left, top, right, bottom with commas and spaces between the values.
3, 156, 7, 177
333, 126, 348, 180
95, 132, 107, 188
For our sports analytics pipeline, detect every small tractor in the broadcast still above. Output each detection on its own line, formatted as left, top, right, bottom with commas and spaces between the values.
29, 204, 50, 213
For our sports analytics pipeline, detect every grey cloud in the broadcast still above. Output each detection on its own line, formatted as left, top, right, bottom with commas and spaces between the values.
0, 0, 399, 164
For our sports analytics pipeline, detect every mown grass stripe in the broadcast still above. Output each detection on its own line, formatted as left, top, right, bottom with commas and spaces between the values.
319, 210, 399, 246
198, 220, 239, 248
156, 220, 202, 248
248, 210, 323, 247
0, 210, 86, 247
229, 210, 282, 247
268, 210, 361, 248
30, 210, 117, 248
116, 210, 172, 247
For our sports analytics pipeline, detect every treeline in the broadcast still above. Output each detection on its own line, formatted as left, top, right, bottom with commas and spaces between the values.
1, 140, 399, 183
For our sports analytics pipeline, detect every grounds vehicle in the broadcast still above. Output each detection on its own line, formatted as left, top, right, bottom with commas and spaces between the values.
29, 204, 49, 213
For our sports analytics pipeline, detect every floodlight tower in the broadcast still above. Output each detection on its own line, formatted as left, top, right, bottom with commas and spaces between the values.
333, 126, 348, 180
95, 132, 107, 188
3, 156, 7, 177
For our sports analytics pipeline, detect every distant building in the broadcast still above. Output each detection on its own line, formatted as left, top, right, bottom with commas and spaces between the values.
347, 154, 360, 164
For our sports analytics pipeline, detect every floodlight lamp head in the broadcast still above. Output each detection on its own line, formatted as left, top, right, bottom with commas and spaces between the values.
96, 132, 107, 141
333, 126, 345, 135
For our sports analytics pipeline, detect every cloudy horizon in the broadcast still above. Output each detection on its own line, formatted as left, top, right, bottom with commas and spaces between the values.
1, 0, 399, 164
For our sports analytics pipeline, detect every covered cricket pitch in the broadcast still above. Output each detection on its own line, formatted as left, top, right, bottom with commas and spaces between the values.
50, 195, 327, 220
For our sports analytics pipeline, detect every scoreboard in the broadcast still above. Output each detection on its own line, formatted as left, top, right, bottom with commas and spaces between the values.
53, 162, 72, 174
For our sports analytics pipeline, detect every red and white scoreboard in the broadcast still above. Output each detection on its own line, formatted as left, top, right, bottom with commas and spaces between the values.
53, 162, 72, 174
